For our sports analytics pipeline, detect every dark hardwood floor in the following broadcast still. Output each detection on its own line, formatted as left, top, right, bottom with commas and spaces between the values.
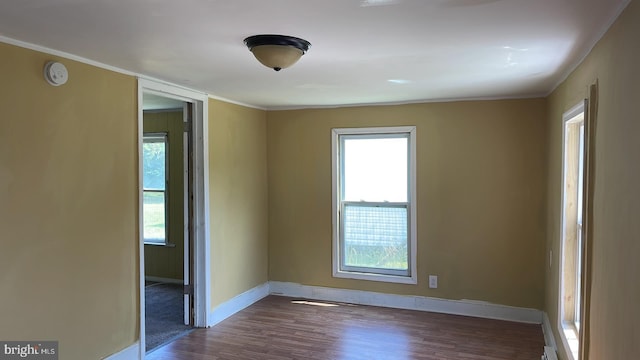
146, 295, 545, 360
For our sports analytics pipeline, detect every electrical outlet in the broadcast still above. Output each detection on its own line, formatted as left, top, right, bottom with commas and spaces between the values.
428, 275, 438, 289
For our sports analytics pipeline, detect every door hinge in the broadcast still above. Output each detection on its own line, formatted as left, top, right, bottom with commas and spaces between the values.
183, 121, 191, 133
183, 284, 194, 295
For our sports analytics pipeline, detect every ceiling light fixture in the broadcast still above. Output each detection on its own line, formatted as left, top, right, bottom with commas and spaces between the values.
244, 34, 311, 71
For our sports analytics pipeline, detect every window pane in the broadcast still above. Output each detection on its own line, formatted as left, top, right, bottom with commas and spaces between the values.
144, 191, 166, 242
143, 138, 166, 190
343, 137, 407, 202
343, 204, 408, 270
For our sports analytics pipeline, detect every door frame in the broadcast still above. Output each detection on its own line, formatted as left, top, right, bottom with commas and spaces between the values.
137, 78, 211, 357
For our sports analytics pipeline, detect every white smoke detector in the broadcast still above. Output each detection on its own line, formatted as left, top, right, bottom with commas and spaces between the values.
44, 61, 69, 86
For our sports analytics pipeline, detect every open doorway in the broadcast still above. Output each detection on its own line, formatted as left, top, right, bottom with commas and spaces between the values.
138, 79, 210, 357
142, 95, 191, 351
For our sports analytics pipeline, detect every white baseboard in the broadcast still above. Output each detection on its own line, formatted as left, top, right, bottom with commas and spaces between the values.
102, 341, 140, 360
145, 276, 183, 284
208, 282, 270, 327
542, 311, 558, 350
269, 281, 542, 324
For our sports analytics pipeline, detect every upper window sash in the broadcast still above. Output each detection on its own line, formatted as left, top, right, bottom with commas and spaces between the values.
142, 133, 168, 191
339, 132, 410, 202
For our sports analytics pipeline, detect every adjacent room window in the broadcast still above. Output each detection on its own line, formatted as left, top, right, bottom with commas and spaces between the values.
559, 101, 586, 360
143, 133, 168, 245
332, 126, 417, 284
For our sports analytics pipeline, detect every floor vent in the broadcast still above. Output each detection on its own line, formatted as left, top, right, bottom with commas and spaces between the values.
542, 346, 558, 360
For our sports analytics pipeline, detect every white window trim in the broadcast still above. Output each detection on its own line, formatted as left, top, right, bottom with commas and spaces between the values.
143, 133, 169, 246
558, 100, 587, 360
331, 126, 417, 284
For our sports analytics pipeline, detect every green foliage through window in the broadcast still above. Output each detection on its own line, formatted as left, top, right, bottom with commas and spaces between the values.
143, 136, 166, 190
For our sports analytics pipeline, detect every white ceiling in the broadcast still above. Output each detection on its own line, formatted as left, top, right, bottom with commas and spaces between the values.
0, 0, 630, 109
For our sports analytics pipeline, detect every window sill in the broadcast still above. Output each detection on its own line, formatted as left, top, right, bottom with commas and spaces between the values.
144, 242, 176, 248
560, 322, 580, 360
333, 269, 417, 284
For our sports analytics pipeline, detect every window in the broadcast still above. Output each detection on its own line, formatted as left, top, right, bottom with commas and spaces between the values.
332, 127, 417, 284
143, 133, 168, 245
559, 101, 586, 360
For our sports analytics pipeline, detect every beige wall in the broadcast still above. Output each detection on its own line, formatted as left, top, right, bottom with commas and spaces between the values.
267, 99, 547, 309
143, 110, 184, 281
0, 43, 138, 359
208, 99, 269, 308
545, 1, 640, 359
